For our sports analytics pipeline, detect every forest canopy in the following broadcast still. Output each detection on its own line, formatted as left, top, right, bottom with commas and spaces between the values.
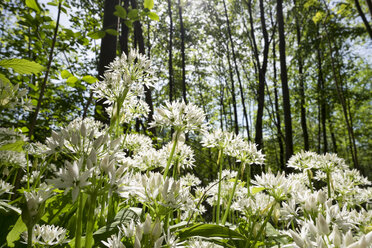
0, 0, 371, 247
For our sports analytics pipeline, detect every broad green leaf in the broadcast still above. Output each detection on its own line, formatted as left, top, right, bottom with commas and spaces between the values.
144, 0, 154, 10
66, 76, 78, 87
251, 186, 265, 195
0, 140, 25, 152
105, 29, 119, 36
6, 217, 27, 247
124, 20, 133, 28
82, 75, 98, 84
87, 30, 106, 39
20, 127, 29, 133
178, 223, 245, 241
128, 9, 139, 19
0, 73, 10, 84
61, 70, 72, 79
114, 5, 127, 19
148, 12, 159, 21
0, 59, 44, 75
25, 0, 41, 13
94, 208, 140, 242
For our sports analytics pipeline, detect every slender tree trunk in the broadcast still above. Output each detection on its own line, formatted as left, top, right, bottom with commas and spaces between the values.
293, 0, 309, 150
28, 2, 61, 139
329, 119, 338, 153
95, 0, 119, 124
119, 0, 130, 55
178, 0, 187, 103
167, 0, 174, 101
366, 0, 372, 18
277, 0, 294, 162
272, 38, 284, 171
354, 0, 372, 39
225, 42, 239, 134
222, 0, 250, 138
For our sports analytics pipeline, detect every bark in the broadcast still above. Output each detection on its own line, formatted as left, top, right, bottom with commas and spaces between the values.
94, 0, 119, 124
29, 2, 61, 139
272, 38, 285, 171
119, 0, 130, 55
354, 0, 372, 39
366, 0, 372, 18
178, 0, 187, 103
222, 0, 250, 139
167, 0, 174, 101
293, 0, 309, 151
277, 0, 294, 162
329, 119, 338, 153
316, 42, 327, 153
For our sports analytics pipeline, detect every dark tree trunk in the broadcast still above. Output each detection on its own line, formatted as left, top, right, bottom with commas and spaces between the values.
223, 0, 250, 139
329, 119, 338, 153
354, 0, 372, 39
293, 0, 309, 151
95, 0, 119, 124
119, 0, 130, 55
167, 0, 174, 101
272, 38, 285, 171
178, 0, 187, 103
316, 43, 327, 153
277, 0, 293, 162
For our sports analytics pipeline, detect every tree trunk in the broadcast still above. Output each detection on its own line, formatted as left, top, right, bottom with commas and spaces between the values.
95, 0, 119, 124
293, 0, 309, 151
222, 0, 250, 139
354, 0, 372, 39
277, 0, 293, 162
119, 0, 130, 55
167, 0, 174, 101
178, 0, 187, 103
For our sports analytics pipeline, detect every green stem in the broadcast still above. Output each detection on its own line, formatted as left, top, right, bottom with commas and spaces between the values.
85, 191, 97, 248
307, 170, 314, 193
163, 130, 180, 179
75, 193, 84, 248
250, 202, 276, 248
216, 148, 224, 225
326, 170, 331, 198
222, 162, 245, 225
27, 225, 33, 248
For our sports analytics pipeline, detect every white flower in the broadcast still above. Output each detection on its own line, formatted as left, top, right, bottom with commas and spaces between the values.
225, 135, 265, 165
0, 179, 14, 196
160, 141, 195, 170
24, 185, 53, 217
123, 133, 153, 155
201, 129, 235, 149
93, 49, 154, 104
22, 224, 67, 246
102, 230, 125, 248
47, 159, 92, 202
150, 100, 207, 133
287, 151, 319, 171
252, 170, 290, 201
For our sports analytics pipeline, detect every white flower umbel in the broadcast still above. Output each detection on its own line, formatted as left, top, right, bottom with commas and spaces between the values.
24, 185, 53, 218
47, 159, 92, 202
102, 230, 125, 248
0, 179, 14, 196
252, 170, 290, 202
150, 100, 207, 133
93, 49, 154, 104
160, 140, 196, 172
225, 135, 265, 165
22, 224, 67, 246
201, 129, 235, 150
123, 133, 153, 155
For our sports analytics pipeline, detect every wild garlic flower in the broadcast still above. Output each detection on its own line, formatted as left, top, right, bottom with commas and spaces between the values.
160, 141, 195, 170
46, 117, 106, 156
47, 159, 93, 202
0, 127, 27, 168
180, 173, 202, 187
187, 237, 224, 247
24, 185, 53, 217
150, 100, 207, 133
21, 170, 42, 184
0, 81, 33, 111
225, 136, 265, 165
123, 133, 153, 155
252, 171, 290, 201
201, 129, 235, 149
124, 148, 167, 171
93, 49, 155, 104
0, 179, 14, 196
22, 224, 67, 246
105, 92, 150, 124
287, 150, 319, 171
102, 230, 125, 248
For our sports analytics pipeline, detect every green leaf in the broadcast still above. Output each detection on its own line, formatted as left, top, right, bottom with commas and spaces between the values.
0, 73, 10, 84
148, 12, 159, 21
61, 70, 72, 79
128, 9, 139, 19
87, 30, 106, 39
66, 76, 78, 87
94, 208, 140, 242
82, 75, 98, 84
144, 0, 154, 10
105, 29, 119, 36
178, 224, 246, 241
251, 187, 265, 195
114, 5, 127, 19
0, 59, 44, 75
124, 20, 133, 28
6, 217, 27, 247
25, 0, 41, 13
0, 140, 25, 152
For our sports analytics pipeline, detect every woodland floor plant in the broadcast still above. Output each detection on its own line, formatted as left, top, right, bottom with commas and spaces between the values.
0, 50, 371, 248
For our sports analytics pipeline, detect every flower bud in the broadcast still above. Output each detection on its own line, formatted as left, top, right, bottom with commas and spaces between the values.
316, 213, 330, 235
